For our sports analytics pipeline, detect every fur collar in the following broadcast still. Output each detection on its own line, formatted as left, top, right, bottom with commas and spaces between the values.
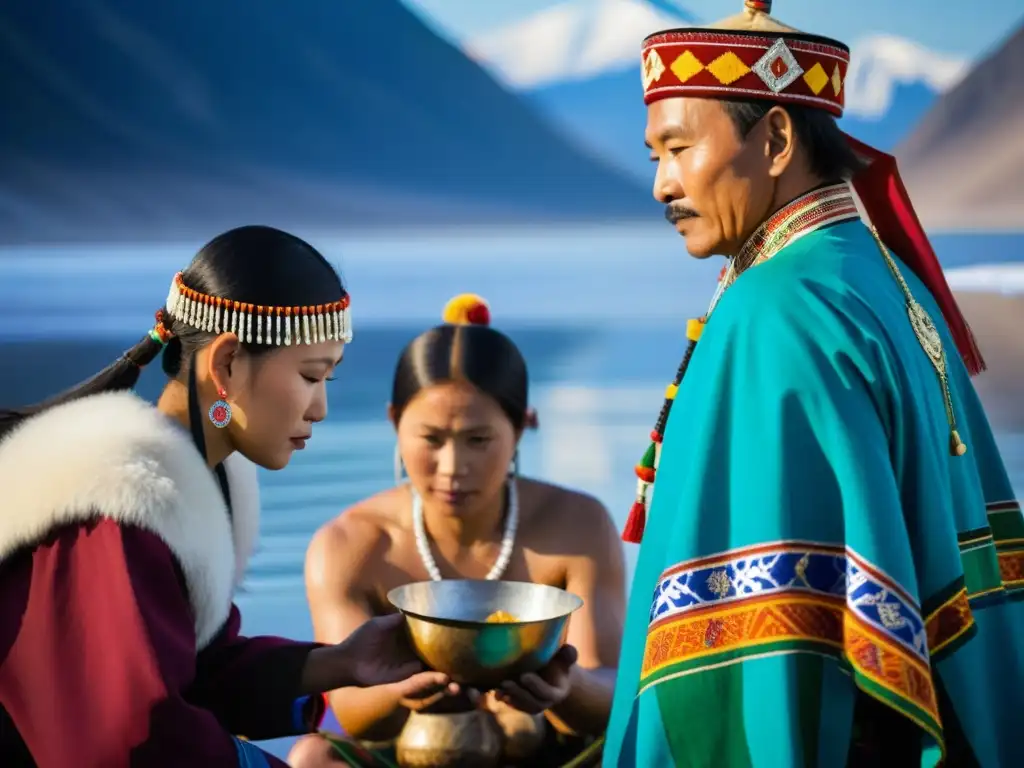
0, 391, 261, 649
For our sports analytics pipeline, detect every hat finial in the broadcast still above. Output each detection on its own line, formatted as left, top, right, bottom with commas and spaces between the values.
744, 0, 772, 13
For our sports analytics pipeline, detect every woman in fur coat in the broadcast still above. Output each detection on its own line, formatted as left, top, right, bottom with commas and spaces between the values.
0, 226, 452, 767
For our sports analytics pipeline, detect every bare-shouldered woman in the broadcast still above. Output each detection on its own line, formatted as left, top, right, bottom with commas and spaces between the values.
288, 294, 625, 767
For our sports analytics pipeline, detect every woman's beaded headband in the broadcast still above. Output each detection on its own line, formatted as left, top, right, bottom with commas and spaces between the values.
165, 272, 352, 346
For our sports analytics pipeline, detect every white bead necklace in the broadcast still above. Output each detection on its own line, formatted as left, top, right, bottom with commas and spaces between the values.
411, 481, 518, 582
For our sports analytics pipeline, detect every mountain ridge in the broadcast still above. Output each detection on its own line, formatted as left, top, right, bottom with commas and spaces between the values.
468, 0, 965, 118
897, 22, 1024, 231
466, 0, 684, 88
468, 1, 968, 180
0, 0, 650, 244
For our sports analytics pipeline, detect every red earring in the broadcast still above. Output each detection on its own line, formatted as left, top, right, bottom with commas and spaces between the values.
209, 387, 232, 429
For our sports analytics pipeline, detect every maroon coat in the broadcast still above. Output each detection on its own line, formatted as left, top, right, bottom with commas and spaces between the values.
0, 392, 324, 766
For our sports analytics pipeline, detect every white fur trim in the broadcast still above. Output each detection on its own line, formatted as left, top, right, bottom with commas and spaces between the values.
222, 451, 261, 587
0, 391, 262, 649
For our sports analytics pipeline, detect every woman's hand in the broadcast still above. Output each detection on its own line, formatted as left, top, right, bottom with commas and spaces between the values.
339, 613, 464, 709
493, 645, 577, 714
307, 612, 446, 693
339, 613, 426, 687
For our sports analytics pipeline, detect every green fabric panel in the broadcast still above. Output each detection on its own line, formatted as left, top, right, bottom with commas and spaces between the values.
654, 666, 753, 768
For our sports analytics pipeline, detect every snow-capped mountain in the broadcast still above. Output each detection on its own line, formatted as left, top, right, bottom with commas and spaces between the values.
843, 35, 968, 119
464, 0, 688, 89
465, 0, 969, 179
837, 36, 967, 154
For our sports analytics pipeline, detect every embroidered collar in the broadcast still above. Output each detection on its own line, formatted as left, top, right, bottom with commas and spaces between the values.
706, 183, 860, 317
737, 183, 860, 272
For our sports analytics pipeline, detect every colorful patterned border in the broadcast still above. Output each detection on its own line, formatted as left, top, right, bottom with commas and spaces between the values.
919, 502, 1024, 667
954, 525, 1005, 608
999, 551, 1024, 589
641, 541, 945, 747
923, 585, 974, 660
648, 541, 929, 662
988, 500, 1024, 592
641, 30, 850, 116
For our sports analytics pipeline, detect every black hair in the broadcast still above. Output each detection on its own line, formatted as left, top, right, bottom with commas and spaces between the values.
720, 98, 866, 182
0, 225, 345, 442
391, 325, 530, 432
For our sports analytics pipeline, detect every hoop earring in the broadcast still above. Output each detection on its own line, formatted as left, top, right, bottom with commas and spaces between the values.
394, 443, 407, 486
209, 388, 232, 429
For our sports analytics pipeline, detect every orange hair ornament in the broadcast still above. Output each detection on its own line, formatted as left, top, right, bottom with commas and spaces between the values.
439, 293, 538, 430
442, 293, 491, 326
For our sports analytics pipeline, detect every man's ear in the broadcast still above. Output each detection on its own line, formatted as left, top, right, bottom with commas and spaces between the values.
763, 105, 796, 178
206, 333, 241, 394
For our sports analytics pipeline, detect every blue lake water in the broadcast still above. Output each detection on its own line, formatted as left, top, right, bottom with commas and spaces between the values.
1, 224, 1022, 758
2, 225, 1022, 335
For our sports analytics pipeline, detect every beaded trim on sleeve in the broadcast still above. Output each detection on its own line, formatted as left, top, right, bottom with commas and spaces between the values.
165, 272, 352, 345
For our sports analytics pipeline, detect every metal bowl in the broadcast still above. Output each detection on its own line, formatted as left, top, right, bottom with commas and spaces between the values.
388, 580, 583, 689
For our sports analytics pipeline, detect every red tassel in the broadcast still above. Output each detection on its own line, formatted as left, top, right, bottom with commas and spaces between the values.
622, 501, 647, 544
843, 132, 985, 376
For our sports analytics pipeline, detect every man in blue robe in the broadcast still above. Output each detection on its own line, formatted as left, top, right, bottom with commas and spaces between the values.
607, 2, 1024, 765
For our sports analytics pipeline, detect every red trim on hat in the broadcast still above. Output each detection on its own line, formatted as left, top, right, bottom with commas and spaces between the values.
642, 30, 849, 117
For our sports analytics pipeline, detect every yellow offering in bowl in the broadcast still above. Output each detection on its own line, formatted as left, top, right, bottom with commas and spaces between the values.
484, 610, 518, 624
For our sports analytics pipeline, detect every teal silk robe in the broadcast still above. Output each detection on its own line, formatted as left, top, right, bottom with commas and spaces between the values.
604, 220, 1024, 767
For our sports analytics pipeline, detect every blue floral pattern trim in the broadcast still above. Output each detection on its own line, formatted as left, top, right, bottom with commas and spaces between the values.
649, 540, 928, 663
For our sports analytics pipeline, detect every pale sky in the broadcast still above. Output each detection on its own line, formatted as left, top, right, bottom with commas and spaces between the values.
403, 0, 1023, 60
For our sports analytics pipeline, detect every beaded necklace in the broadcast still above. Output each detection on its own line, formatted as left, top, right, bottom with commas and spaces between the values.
411, 482, 519, 581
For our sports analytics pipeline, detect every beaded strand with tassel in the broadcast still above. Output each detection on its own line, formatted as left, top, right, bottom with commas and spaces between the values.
621, 266, 732, 544
621, 317, 705, 543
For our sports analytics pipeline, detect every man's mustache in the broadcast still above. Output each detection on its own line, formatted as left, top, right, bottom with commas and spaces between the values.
665, 204, 698, 224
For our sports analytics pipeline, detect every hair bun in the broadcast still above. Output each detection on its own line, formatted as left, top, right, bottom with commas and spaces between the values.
442, 294, 491, 327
